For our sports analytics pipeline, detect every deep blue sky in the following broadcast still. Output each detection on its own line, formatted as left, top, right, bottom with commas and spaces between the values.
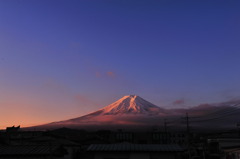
0, 0, 240, 128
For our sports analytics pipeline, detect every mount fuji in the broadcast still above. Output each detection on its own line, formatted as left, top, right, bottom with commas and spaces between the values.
33, 95, 168, 130
30, 95, 240, 131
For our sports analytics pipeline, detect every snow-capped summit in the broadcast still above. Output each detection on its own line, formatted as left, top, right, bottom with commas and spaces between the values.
98, 95, 163, 115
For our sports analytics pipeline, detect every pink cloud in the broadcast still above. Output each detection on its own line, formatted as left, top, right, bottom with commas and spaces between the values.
106, 71, 115, 78
173, 99, 185, 105
95, 71, 116, 78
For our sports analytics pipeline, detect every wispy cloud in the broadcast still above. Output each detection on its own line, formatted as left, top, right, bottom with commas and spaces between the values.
95, 71, 116, 78
106, 71, 115, 78
173, 99, 185, 105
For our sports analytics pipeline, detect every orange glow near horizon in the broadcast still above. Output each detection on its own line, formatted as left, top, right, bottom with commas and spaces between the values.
0, 90, 97, 129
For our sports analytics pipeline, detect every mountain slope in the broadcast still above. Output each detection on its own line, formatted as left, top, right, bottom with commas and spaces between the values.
51, 95, 166, 124
34, 95, 166, 129
30, 95, 240, 131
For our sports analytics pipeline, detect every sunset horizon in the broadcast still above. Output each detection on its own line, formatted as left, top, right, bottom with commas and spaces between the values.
1, 1, 240, 158
1, 0, 240, 130
3, 94, 240, 132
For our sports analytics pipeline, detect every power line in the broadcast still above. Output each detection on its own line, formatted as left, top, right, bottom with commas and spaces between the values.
190, 103, 240, 119
191, 110, 240, 122
159, 102, 240, 129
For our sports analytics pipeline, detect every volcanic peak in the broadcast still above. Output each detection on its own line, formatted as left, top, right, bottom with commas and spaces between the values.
99, 95, 163, 115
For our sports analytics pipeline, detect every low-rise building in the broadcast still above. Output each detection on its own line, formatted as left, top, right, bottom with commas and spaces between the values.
86, 142, 185, 159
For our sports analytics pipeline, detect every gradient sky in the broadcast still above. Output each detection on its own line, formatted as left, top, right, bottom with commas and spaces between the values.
0, 0, 240, 129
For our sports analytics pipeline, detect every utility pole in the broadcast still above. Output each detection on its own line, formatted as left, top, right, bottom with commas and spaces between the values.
164, 119, 168, 133
182, 113, 190, 139
164, 119, 170, 144
182, 112, 191, 159
186, 113, 190, 136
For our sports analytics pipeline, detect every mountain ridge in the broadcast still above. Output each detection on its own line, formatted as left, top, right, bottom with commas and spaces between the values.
29, 95, 240, 131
